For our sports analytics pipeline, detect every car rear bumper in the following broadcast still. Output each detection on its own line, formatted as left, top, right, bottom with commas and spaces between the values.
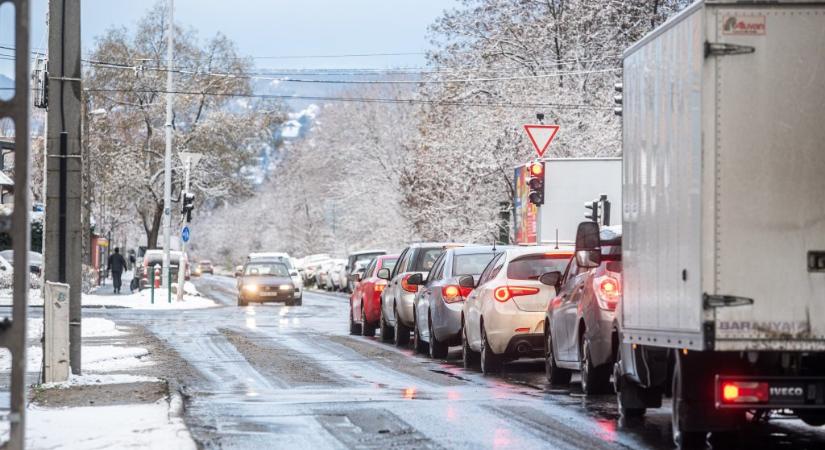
503, 333, 545, 358
484, 308, 545, 355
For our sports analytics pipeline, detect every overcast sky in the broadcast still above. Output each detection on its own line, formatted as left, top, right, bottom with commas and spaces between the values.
21, 0, 454, 70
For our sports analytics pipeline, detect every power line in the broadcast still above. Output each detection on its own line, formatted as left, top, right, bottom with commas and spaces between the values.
83, 87, 614, 110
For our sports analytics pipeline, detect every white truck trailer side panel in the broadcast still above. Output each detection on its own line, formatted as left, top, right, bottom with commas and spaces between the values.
710, 5, 825, 350
622, 5, 706, 348
539, 158, 621, 245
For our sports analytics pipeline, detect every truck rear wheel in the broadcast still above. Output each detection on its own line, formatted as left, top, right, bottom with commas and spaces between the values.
672, 355, 707, 447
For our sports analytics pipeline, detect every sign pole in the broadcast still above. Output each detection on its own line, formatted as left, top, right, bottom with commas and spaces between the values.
176, 156, 191, 301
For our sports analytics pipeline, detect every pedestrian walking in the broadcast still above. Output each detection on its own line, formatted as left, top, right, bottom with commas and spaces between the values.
108, 247, 127, 294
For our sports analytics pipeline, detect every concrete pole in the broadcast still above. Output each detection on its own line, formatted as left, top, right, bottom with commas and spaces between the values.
162, 0, 174, 288
44, 0, 83, 375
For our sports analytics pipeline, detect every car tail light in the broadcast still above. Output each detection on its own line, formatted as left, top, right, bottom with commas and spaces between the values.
441, 285, 473, 303
594, 275, 621, 310
493, 286, 540, 302
401, 274, 419, 293
720, 381, 769, 404
375, 281, 387, 294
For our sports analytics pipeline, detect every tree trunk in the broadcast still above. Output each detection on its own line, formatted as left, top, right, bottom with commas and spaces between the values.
145, 201, 164, 249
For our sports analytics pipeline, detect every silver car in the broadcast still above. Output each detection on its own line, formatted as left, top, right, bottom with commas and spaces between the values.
408, 246, 502, 358
377, 243, 462, 345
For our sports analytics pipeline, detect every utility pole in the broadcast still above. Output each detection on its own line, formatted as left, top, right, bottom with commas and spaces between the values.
44, 0, 83, 375
162, 0, 175, 288
1, 2, 32, 447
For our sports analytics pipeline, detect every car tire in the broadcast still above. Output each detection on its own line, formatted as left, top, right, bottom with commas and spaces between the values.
428, 312, 448, 359
581, 334, 612, 395
294, 296, 302, 306
237, 297, 247, 307
380, 303, 394, 343
361, 306, 376, 337
462, 321, 479, 369
285, 299, 295, 307
545, 328, 572, 385
480, 325, 502, 375
614, 347, 647, 418
349, 302, 362, 335
394, 304, 410, 346
413, 316, 428, 354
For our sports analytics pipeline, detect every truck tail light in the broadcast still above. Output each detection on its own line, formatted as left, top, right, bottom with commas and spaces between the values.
594, 275, 621, 310
441, 285, 473, 303
720, 381, 769, 404
494, 286, 539, 302
401, 275, 419, 293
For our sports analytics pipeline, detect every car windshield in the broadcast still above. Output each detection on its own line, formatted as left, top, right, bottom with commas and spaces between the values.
245, 262, 289, 277
413, 248, 443, 272
507, 254, 571, 280
453, 252, 497, 276
354, 253, 383, 266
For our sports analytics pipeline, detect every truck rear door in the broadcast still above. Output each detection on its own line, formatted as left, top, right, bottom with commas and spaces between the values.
711, 4, 825, 351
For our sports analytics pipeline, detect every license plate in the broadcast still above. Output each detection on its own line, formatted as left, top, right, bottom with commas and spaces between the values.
260, 292, 280, 297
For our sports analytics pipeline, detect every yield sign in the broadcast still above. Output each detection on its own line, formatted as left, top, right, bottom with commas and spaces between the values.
523, 124, 560, 158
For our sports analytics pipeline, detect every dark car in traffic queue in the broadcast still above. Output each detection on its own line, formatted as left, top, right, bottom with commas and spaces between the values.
349, 254, 399, 336
407, 246, 502, 359
237, 260, 301, 307
545, 221, 622, 394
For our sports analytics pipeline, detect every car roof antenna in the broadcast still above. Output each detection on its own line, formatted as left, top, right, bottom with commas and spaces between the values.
492, 239, 497, 252
555, 228, 559, 250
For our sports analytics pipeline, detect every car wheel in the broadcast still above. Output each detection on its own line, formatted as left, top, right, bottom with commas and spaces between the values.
361, 306, 375, 337
413, 316, 428, 354
294, 296, 302, 306
545, 328, 572, 385
428, 312, 448, 359
285, 299, 295, 307
462, 321, 479, 369
237, 297, 247, 307
480, 324, 502, 375
580, 334, 612, 395
394, 304, 410, 346
349, 302, 362, 335
380, 303, 394, 343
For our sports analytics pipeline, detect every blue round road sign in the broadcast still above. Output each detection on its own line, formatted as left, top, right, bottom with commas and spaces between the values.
181, 226, 190, 243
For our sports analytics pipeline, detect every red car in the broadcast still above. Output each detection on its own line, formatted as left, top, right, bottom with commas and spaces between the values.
349, 254, 399, 336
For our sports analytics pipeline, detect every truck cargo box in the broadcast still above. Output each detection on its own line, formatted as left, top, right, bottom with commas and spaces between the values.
621, 0, 825, 351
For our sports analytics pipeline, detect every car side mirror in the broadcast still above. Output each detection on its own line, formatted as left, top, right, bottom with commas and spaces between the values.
575, 250, 601, 268
539, 271, 562, 287
289, 270, 298, 277
354, 273, 362, 282
406, 273, 424, 286
575, 221, 602, 268
377, 268, 391, 280
458, 275, 476, 289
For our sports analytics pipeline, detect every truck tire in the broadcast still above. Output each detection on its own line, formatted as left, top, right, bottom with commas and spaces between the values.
581, 335, 612, 395
545, 329, 572, 385
672, 355, 708, 447
380, 304, 394, 343
462, 322, 479, 369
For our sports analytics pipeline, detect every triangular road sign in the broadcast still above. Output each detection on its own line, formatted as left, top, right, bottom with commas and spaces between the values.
524, 124, 560, 158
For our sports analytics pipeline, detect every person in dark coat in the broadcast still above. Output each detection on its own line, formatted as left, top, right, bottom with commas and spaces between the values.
108, 247, 127, 294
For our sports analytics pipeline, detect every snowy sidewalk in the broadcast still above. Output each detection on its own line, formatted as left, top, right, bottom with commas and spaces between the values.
83, 273, 216, 309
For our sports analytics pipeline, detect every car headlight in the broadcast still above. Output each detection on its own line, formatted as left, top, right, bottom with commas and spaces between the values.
279, 284, 292, 291
242, 284, 258, 292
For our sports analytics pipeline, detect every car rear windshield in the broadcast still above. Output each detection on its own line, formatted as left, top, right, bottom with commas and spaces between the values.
413, 248, 443, 272
245, 262, 289, 277
453, 252, 496, 276
507, 254, 571, 280
354, 253, 383, 265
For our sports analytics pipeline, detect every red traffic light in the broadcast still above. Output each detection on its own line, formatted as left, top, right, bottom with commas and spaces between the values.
529, 162, 544, 177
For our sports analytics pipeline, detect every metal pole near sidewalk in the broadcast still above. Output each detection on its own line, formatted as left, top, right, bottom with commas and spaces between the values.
161, 0, 175, 291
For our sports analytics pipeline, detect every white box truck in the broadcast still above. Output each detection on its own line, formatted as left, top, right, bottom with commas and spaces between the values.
612, 0, 825, 444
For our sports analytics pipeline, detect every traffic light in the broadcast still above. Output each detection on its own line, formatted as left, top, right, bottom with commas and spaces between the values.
614, 82, 623, 116
527, 161, 545, 206
585, 200, 599, 222
182, 192, 195, 222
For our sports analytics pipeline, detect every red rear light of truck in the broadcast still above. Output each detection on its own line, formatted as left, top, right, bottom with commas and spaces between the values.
720, 381, 769, 404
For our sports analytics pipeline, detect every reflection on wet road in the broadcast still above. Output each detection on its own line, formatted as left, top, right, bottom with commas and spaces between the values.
85, 275, 825, 449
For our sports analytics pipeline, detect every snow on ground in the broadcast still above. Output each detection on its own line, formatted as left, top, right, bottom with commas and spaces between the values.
82, 317, 126, 337
0, 288, 43, 306
41, 373, 159, 389
83, 284, 216, 310
26, 400, 196, 450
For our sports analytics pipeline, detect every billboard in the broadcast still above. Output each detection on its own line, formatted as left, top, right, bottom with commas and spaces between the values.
513, 165, 537, 244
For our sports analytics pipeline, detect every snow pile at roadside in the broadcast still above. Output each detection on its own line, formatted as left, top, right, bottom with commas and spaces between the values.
83, 284, 216, 309
0, 287, 44, 306
26, 400, 196, 450
82, 317, 126, 337
83, 345, 152, 372
42, 372, 159, 389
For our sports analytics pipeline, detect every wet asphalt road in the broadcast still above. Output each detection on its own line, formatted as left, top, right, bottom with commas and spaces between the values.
85, 275, 825, 449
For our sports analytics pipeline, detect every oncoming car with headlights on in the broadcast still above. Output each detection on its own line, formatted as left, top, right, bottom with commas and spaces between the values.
237, 260, 300, 307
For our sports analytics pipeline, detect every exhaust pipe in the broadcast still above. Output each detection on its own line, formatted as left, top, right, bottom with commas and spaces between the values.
516, 342, 530, 354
